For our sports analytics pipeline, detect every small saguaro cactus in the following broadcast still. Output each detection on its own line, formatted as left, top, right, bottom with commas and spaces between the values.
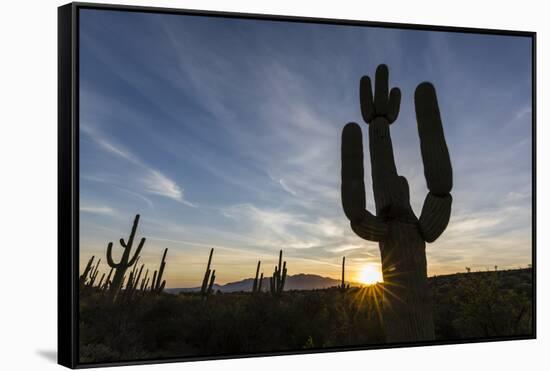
128, 264, 145, 298
269, 250, 287, 297
200, 248, 215, 297
207, 269, 216, 296
252, 260, 263, 293
257, 272, 264, 292
338, 256, 349, 292
87, 258, 101, 287
102, 268, 113, 290
106, 214, 146, 295
341, 65, 452, 342
80, 256, 95, 286
140, 269, 150, 291
97, 272, 106, 289
151, 248, 168, 294
125, 258, 140, 291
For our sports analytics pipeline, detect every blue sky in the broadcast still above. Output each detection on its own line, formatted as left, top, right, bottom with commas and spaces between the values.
79, 9, 532, 287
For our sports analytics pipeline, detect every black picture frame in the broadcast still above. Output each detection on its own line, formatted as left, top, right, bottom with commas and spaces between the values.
58, 2, 537, 368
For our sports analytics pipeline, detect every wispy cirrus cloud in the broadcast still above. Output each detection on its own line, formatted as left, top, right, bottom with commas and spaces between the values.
81, 124, 195, 207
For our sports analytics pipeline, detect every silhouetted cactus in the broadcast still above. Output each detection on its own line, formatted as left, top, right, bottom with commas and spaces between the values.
102, 268, 113, 290
258, 273, 264, 292
80, 256, 95, 286
151, 248, 168, 294
201, 248, 215, 298
88, 268, 99, 287
207, 269, 216, 296
87, 258, 101, 287
97, 272, 106, 289
270, 250, 287, 297
338, 257, 349, 292
341, 64, 452, 342
127, 264, 145, 299
106, 214, 146, 296
140, 269, 150, 291
125, 258, 140, 291
252, 260, 263, 293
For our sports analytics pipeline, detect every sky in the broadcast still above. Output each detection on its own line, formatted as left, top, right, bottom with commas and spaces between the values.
79, 9, 533, 288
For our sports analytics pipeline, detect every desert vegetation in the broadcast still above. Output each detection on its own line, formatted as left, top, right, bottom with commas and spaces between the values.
79, 213, 533, 364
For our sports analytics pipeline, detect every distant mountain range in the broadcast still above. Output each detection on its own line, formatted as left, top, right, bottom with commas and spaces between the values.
165, 274, 363, 294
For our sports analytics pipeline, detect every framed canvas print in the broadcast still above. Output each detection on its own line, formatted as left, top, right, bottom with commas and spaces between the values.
58, 2, 536, 368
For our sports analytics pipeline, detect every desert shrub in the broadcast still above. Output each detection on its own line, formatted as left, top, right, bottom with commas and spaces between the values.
79, 269, 532, 363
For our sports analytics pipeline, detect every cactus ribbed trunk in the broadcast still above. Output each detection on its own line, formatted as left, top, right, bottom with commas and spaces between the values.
380, 221, 434, 342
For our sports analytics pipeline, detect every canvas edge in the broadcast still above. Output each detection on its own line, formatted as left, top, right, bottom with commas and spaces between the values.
72, 1, 535, 36
58, 3, 78, 369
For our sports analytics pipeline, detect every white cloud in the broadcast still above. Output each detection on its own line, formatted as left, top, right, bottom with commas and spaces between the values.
80, 206, 115, 214
328, 244, 364, 253
221, 204, 352, 254
142, 170, 196, 207
95, 137, 138, 163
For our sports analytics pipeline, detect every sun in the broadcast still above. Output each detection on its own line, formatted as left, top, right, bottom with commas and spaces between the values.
358, 265, 383, 285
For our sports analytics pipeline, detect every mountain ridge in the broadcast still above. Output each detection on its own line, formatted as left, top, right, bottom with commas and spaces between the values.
165, 273, 362, 294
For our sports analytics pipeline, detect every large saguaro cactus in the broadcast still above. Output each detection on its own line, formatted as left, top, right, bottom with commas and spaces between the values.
106, 214, 146, 295
341, 64, 452, 342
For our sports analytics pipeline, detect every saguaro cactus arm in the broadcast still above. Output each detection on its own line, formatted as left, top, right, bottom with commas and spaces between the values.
419, 193, 452, 242
415, 82, 453, 242
341, 123, 388, 241
415, 83, 453, 195
105, 243, 119, 268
